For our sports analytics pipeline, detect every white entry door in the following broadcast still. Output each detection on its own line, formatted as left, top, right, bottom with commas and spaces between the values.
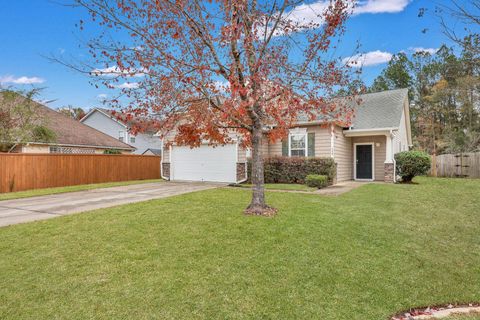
171, 144, 237, 183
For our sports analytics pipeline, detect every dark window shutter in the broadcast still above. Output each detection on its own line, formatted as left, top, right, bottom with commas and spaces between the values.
282, 139, 288, 156
308, 132, 315, 157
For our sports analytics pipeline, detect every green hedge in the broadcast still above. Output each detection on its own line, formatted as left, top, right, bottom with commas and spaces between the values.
247, 157, 336, 184
395, 151, 431, 182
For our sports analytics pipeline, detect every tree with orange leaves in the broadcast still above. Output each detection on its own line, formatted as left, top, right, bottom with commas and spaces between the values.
69, 0, 357, 215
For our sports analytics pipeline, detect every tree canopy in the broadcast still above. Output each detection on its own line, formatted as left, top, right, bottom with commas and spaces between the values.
369, 41, 480, 154
69, 0, 357, 214
0, 89, 56, 152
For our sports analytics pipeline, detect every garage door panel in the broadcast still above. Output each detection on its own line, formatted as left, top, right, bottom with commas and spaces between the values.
171, 144, 237, 183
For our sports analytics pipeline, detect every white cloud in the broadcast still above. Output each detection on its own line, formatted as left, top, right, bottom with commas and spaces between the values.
285, 1, 330, 26
343, 50, 393, 67
114, 82, 139, 89
0, 75, 45, 84
91, 66, 147, 78
284, 0, 411, 31
409, 47, 438, 55
353, 0, 411, 15
97, 93, 108, 99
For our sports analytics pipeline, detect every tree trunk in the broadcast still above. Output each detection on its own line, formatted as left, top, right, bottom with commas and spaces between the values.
245, 121, 277, 216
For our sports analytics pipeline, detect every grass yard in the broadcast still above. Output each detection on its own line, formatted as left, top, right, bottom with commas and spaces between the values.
0, 177, 479, 319
0, 179, 163, 201
239, 183, 317, 192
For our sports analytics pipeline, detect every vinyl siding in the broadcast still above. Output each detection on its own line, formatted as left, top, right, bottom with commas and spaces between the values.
82, 110, 162, 154
352, 136, 386, 181
333, 126, 353, 181
268, 125, 331, 157
393, 105, 409, 154
161, 128, 176, 163
82, 110, 126, 141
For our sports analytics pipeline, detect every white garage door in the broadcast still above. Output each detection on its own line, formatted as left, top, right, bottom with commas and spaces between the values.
171, 144, 237, 183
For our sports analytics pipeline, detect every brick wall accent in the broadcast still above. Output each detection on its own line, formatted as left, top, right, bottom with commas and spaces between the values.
384, 162, 395, 183
237, 162, 246, 182
162, 163, 170, 180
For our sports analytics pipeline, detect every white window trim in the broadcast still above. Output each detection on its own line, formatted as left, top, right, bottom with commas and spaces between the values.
353, 142, 375, 181
288, 128, 308, 157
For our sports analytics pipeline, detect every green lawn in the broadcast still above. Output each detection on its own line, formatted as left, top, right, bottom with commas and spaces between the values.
0, 177, 479, 319
0, 179, 163, 201
239, 183, 317, 192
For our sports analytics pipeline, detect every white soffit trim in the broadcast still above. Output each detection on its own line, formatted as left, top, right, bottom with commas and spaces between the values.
344, 127, 398, 137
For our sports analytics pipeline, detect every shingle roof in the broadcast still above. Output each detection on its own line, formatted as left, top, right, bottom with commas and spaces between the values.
37, 104, 136, 150
0, 93, 135, 150
297, 88, 408, 129
349, 88, 408, 130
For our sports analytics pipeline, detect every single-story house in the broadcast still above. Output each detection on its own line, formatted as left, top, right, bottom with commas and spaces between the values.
160, 88, 412, 183
8, 102, 135, 154
80, 107, 163, 154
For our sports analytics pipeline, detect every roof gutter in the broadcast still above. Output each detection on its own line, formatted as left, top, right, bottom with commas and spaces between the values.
343, 127, 399, 137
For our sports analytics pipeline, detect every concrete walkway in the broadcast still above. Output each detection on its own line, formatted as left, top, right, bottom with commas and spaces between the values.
0, 181, 220, 227
314, 181, 370, 195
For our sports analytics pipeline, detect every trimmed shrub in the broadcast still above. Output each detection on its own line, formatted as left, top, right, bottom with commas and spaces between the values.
395, 151, 431, 182
247, 156, 336, 184
104, 149, 122, 155
305, 174, 328, 189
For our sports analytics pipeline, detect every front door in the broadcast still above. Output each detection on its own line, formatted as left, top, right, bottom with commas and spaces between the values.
356, 144, 373, 180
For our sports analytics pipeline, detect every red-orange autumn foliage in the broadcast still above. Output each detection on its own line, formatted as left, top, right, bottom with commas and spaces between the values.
74, 0, 357, 214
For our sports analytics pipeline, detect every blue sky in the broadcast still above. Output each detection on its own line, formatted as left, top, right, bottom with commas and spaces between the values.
0, 0, 463, 110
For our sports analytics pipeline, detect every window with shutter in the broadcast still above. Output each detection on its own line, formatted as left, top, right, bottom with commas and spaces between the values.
282, 140, 288, 156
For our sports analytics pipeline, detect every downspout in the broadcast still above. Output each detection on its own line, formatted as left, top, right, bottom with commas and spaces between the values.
236, 137, 249, 184
390, 129, 396, 183
160, 137, 167, 180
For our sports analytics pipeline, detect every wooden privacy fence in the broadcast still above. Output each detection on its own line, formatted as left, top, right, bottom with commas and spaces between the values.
0, 153, 161, 193
431, 152, 480, 178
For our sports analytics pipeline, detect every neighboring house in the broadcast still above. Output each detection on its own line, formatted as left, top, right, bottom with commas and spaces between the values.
142, 148, 162, 156
80, 108, 163, 154
160, 88, 412, 184
9, 102, 135, 154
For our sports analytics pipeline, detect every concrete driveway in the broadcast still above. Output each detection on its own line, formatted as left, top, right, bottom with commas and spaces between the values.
0, 181, 220, 227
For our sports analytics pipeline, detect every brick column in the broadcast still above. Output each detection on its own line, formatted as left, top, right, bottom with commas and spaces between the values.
384, 162, 395, 183
162, 163, 170, 180
236, 162, 246, 182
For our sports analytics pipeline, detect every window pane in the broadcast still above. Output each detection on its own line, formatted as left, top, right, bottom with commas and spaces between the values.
291, 149, 305, 157
290, 135, 305, 149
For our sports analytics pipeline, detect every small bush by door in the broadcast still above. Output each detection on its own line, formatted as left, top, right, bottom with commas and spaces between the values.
395, 151, 431, 182
305, 175, 329, 189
